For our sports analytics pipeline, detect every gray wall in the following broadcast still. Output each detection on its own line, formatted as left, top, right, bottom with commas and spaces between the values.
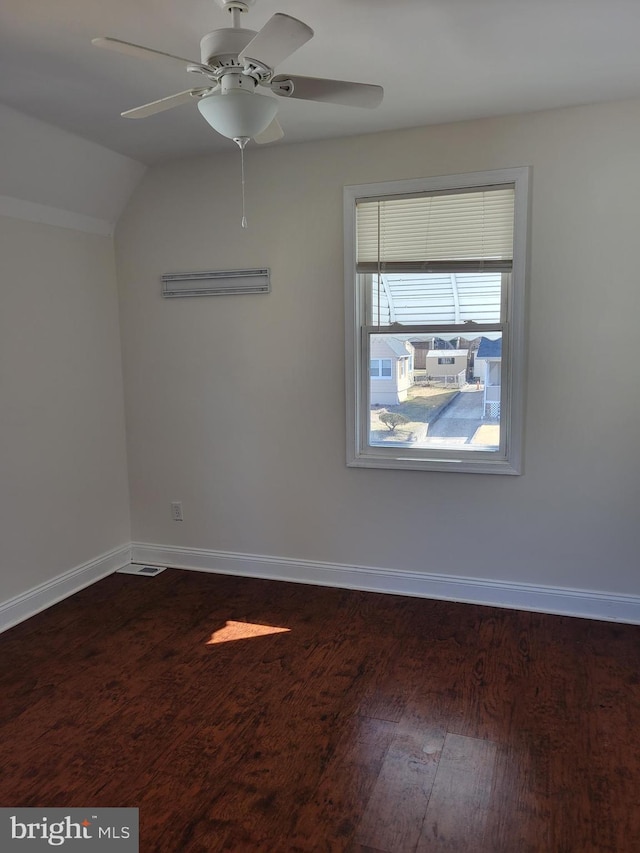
0, 107, 141, 604
116, 98, 640, 596
0, 216, 131, 601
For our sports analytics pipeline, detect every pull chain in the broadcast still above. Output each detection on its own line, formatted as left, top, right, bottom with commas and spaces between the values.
240, 143, 247, 229
234, 136, 250, 229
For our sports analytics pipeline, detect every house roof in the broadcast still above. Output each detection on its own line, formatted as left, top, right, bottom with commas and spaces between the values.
380, 338, 412, 359
476, 337, 502, 359
426, 350, 468, 358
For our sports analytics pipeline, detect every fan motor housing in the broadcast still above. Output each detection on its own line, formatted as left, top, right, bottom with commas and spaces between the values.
200, 28, 256, 67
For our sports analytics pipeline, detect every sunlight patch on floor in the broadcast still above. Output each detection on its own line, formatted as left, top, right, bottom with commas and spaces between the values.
206, 621, 291, 645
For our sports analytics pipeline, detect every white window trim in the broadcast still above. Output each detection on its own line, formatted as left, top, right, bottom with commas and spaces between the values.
344, 167, 530, 475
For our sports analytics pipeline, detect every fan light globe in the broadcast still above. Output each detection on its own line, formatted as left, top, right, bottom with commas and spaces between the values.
197, 90, 278, 140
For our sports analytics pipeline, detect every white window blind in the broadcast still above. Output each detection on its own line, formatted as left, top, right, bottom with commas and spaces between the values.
356, 186, 515, 273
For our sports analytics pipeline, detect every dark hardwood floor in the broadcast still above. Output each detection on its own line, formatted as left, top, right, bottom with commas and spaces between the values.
1, 568, 639, 852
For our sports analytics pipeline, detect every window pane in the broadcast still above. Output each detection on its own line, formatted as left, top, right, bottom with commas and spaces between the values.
370, 272, 502, 326
369, 332, 502, 451
370, 359, 380, 377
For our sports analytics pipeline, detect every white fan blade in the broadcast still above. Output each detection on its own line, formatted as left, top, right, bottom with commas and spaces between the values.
121, 88, 213, 119
254, 117, 284, 144
271, 74, 383, 108
92, 37, 209, 73
239, 14, 313, 69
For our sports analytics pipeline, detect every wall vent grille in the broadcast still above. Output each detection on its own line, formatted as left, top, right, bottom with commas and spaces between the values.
161, 268, 270, 298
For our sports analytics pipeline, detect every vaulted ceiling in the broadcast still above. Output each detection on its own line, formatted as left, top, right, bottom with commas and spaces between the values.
3, 0, 640, 164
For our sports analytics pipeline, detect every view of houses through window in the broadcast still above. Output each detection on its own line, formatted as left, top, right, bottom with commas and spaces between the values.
369, 328, 503, 451
368, 271, 504, 452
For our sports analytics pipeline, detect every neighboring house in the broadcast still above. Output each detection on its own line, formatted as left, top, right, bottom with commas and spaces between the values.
370, 337, 415, 405
474, 337, 502, 418
424, 349, 468, 383
411, 337, 474, 369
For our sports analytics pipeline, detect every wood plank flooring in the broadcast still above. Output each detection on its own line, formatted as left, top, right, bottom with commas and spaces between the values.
1, 569, 639, 851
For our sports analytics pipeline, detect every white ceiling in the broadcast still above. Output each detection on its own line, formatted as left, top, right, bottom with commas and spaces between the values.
3, 0, 640, 165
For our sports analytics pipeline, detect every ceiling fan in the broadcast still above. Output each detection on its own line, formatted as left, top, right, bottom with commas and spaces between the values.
92, 0, 384, 147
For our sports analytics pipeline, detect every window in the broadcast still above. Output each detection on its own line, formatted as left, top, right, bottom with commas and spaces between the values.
344, 168, 529, 474
371, 358, 392, 379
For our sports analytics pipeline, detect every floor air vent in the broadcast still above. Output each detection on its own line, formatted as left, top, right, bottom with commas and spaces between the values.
117, 564, 167, 577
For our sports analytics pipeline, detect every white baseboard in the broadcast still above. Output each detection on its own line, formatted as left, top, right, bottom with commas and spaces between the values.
0, 544, 131, 634
3, 542, 638, 631
132, 542, 640, 625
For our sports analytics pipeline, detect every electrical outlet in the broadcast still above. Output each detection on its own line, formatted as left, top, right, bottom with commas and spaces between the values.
171, 501, 183, 522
